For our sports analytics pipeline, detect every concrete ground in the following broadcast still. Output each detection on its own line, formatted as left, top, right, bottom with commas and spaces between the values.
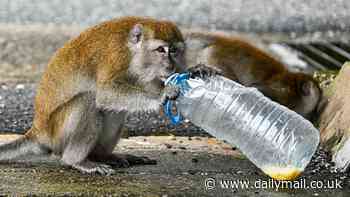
0, 135, 348, 196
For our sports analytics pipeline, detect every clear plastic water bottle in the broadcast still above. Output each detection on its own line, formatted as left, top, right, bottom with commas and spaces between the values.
164, 73, 320, 180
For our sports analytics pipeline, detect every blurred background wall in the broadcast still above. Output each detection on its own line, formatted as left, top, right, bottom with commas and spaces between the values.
0, 0, 349, 32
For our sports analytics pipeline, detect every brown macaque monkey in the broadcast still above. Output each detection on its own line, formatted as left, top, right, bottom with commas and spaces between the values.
0, 17, 216, 175
184, 32, 321, 119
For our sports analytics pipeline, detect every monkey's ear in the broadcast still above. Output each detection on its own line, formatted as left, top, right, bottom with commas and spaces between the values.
300, 81, 312, 96
129, 24, 143, 44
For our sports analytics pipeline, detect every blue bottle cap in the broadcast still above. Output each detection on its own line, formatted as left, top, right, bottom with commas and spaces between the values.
163, 73, 191, 125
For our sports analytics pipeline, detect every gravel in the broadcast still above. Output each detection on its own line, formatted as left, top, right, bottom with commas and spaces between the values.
0, 83, 35, 134
0, 82, 207, 136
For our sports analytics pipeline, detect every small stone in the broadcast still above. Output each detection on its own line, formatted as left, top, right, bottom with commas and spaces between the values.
16, 84, 25, 89
188, 170, 196, 175
236, 170, 244, 175
164, 143, 172, 149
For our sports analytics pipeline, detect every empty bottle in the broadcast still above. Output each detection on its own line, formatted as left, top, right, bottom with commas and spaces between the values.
164, 73, 320, 180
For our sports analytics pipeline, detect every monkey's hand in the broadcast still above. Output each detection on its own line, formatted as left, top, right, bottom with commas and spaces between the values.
188, 63, 223, 79
161, 84, 180, 104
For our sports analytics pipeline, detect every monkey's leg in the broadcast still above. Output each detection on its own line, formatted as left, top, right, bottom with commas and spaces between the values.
89, 111, 157, 167
60, 94, 114, 175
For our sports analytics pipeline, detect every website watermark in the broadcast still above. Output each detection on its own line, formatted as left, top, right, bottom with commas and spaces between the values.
204, 177, 342, 191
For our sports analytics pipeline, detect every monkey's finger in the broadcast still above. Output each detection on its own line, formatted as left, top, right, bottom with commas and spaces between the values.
162, 85, 180, 104
166, 91, 180, 101
98, 164, 115, 175
210, 66, 223, 76
188, 64, 219, 79
203, 66, 222, 78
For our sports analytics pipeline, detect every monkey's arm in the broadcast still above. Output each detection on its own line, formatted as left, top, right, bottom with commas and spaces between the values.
96, 81, 163, 113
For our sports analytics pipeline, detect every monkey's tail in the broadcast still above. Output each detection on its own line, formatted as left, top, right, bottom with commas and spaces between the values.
0, 129, 49, 161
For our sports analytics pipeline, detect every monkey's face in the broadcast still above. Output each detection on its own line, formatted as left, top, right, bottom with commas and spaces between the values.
127, 24, 185, 90
291, 74, 322, 119
142, 39, 185, 82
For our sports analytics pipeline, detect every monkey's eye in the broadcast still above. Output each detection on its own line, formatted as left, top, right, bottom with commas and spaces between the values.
155, 46, 166, 53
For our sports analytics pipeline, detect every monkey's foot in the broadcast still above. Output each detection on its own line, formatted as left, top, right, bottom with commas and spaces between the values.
72, 161, 115, 175
90, 154, 157, 168
188, 63, 222, 79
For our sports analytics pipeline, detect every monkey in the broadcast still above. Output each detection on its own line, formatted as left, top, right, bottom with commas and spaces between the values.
183, 31, 322, 119
0, 17, 219, 175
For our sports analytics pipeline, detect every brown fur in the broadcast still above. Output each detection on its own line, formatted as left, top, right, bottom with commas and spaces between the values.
32, 16, 183, 143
